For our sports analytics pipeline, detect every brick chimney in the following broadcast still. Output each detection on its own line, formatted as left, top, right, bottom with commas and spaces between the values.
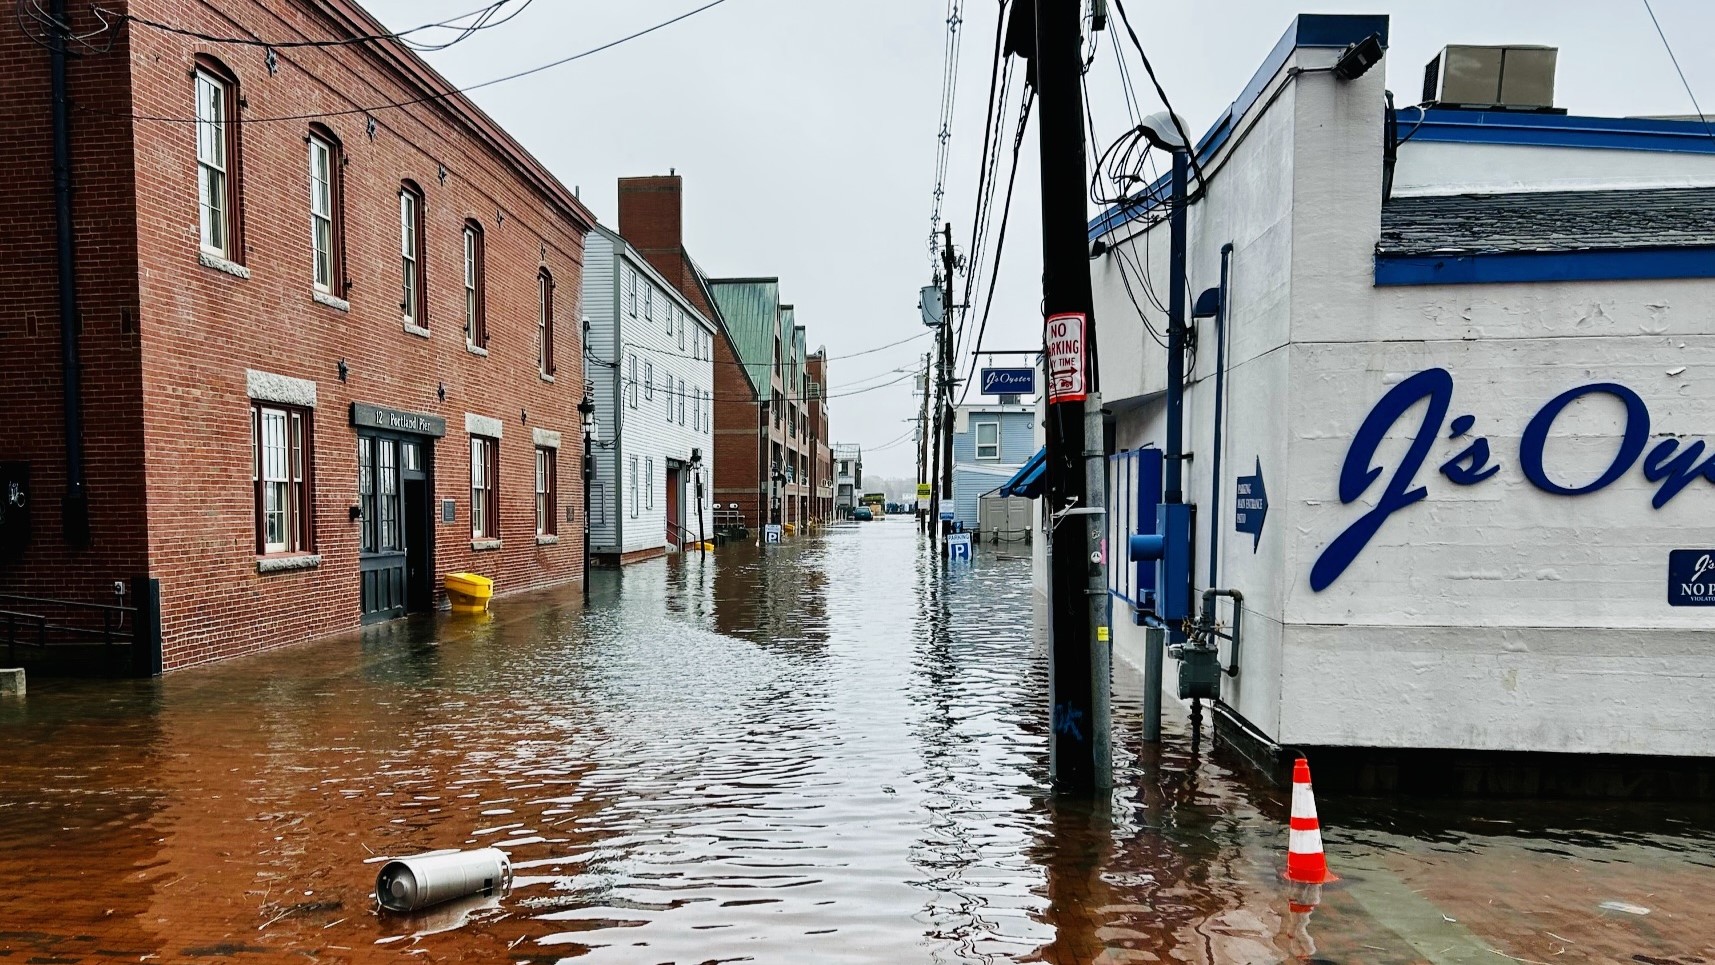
617, 175, 685, 292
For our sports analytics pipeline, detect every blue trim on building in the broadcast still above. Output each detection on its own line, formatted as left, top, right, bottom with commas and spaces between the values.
1396, 108, 1715, 155
1088, 13, 1390, 242
1374, 246, 1715, 286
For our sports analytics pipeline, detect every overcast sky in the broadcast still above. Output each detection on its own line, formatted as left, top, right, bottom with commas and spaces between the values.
368, 0, 1715, 478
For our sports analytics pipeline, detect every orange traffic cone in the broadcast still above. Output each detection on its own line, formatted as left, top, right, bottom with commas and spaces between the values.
1285, 757, 1337, 884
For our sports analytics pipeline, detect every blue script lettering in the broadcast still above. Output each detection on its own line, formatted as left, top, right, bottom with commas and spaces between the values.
1312, 369, 1714, 591
1308, 369, 1451, 592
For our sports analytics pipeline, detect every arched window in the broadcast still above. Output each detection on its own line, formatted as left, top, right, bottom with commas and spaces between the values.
463, 220, 486, 348
306, 124, 345, 296
194, 55, 243, 260
538, 267, 555, 376
399, 180, 427, 328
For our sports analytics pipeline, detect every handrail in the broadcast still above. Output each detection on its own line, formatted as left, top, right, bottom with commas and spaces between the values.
0, 592, 134, 614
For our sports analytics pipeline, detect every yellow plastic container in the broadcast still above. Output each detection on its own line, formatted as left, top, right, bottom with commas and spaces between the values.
783, 523, 796, 536
444, 572, 494, 613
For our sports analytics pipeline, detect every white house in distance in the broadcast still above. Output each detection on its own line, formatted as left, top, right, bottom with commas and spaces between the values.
583, 226, 716, 564
1087, 13, 1715, 788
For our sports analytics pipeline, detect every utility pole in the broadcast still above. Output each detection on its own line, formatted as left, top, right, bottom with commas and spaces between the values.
926, 246, 947, 549
916, 351, 931, 529
939, 222, 956, 541
1035, 0, 1110, 793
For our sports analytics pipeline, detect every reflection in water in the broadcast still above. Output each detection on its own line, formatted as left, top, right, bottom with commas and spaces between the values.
2, 520, 1713, 964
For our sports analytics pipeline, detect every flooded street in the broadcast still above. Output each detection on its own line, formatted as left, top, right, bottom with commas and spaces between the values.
3, 520, 1713, 963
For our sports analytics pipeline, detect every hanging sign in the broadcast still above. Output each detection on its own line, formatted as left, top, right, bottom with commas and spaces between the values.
1234, 458, 1268, 551
980, 368, 1036, 395
1045, 313, 1086, 404
916, 483, 932, 498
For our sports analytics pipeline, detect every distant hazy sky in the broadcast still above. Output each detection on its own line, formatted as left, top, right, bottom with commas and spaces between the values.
366, 0, 1715, 477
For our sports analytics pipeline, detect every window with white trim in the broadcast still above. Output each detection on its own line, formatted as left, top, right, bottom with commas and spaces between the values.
471, 435, 498, 538
678, 378, 686, 425
975, 421, 1001, 460
628, 355, 638, 408
628, 455, 639, 517
535, 446, 556, 536
463, 221, 486, 348
678, 311, 687, 352
645, 456, 654, 510
307, 130, 342, 293
645, 361, 654, 401
400, 182, 426, 326
253, 403, 312, 554
196, 66, 238, 258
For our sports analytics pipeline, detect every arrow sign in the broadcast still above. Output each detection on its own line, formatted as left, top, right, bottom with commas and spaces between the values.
1234, 457, 1267, 551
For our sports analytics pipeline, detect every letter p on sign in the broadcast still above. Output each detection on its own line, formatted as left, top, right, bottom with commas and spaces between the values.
1045, 312, 1087, 404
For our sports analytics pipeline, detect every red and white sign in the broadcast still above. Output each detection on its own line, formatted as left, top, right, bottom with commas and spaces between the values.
1045, 312, 1087, 403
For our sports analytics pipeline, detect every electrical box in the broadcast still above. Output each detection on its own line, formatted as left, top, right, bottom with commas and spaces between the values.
1178, 646, 1222, 700
1133, 448, 1162, 622
0, 462, 30, 560
1127, 498, 1191, 623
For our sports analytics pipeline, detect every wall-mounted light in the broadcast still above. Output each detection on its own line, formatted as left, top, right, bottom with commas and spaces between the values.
337, 358, 349, 382
1333, 34, 1385, 81
437, 382, 446, 402
349, 505, 362, 522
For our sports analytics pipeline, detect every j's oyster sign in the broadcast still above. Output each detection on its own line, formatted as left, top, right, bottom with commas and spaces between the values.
1313, 368, 1715, 594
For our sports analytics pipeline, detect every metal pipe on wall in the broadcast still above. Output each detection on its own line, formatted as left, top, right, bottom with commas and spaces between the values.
49, 0, 88, 547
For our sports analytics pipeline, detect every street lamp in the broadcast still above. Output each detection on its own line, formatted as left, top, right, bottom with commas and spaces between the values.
689, 447, 706, 556
770, 462, 786, 527
579, 391, 596, 602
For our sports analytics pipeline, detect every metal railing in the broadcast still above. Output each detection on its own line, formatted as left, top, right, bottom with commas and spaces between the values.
0, 578, 162, 676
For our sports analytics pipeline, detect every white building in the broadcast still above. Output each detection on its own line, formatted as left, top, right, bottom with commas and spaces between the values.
833, 443, 861, 517
583, 226, 717, 563
1088, 14, 1715, 767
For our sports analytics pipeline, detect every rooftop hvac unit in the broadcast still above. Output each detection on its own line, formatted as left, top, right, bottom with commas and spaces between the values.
1422, 45, 1561, 112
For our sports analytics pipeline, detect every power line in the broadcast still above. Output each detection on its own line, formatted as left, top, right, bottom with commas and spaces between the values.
108, 0, 535, 52
622, 329, 931, 369
103, 0, 733, 124
1642, 0, 1715, 141
1108, 0, 1206, 189
926, 0, 966, 268
958, 86, 1034, 405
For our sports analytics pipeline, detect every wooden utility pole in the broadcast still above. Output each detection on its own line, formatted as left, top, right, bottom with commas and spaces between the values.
1034, 0, 1110, 793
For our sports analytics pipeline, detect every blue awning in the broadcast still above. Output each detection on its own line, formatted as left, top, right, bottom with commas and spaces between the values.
998, 446, 1047, 499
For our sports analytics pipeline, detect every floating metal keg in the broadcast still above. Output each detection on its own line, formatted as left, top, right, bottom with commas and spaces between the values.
375, 848, 511, 913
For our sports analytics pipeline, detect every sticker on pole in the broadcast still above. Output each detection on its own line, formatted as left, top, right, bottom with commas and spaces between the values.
1045, 312, 1087, 403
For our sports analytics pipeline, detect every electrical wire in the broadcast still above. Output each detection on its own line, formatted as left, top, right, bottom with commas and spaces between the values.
1642, 0, 1715, 142
108, 0, 534, 52
104, 0, 733, 124
956, 86, 1034, 405
927, 0, 967, 269
621, 329, 931, 369
1108, 0, 1206, 189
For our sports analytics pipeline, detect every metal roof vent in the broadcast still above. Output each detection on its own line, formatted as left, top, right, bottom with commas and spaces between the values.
1422, 45, 1562, 112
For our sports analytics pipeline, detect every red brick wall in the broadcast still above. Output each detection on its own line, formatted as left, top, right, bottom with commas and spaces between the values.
0, 8, 150, 605
0, 0, 594, 670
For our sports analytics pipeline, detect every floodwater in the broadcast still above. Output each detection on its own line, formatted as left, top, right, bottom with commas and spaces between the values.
3, 520, 1713, 964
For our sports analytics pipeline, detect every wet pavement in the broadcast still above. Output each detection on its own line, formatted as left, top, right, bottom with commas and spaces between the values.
3, 519, 1713, 963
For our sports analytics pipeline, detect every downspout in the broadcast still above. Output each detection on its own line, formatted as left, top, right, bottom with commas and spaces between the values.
50, 0, 89, 547
1206, 243, 1233, 589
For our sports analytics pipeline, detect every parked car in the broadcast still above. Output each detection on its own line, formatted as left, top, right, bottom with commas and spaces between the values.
851, 507, 874, 521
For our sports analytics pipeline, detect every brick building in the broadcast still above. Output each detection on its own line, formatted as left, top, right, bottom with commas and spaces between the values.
614, 174, 832, 532
0, 0, 593, 672
805, 351, 833, 522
